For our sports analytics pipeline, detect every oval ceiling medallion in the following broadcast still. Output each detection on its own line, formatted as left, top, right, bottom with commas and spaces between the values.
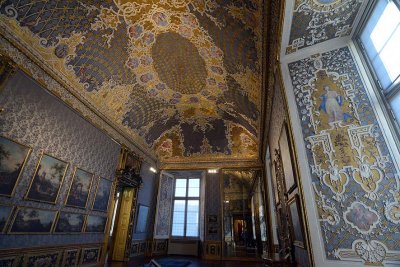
152, 32, 207, 95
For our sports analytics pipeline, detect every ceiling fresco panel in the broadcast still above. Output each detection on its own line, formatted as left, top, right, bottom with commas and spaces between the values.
285, 0, 363, 54
0, 0, 263, 163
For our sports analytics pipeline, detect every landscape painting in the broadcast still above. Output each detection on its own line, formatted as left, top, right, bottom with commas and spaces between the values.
26, 153, 68, 204
9, 207, 57, 233
66, 168, 94, 208
0, 136, 31, 196
54, 212, 85, 233
84, 215, 107, 233
0, 205, 13, 232
92, 178, 112, 212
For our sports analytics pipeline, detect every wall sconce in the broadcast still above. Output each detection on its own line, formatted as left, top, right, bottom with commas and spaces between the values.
149, 167, 157, 173
208, 169, 218, 174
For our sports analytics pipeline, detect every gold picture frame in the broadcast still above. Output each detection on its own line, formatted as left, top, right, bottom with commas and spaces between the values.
65, 167, 94, 209
0, 204, 14, 233
25, 152, 69, 204
8, 206, 58, 234
0, 135, 32, 197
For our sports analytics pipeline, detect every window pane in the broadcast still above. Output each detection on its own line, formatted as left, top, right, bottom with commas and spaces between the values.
360, 0, 400, 90
187, 200, 199, 212
172, 199, 186, 236
175, 179, 187, 197
186, 212, 198, 224
188, 179, 200, 197
173, 200, 186, 212
389, 90, 400, 122
186, 223, 198, 237
172, 223, 184, 236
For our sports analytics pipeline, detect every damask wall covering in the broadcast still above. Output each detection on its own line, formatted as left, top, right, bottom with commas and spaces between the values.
0, 71, 120, 249
0, 0, 264, 164
286, 46, 400, 265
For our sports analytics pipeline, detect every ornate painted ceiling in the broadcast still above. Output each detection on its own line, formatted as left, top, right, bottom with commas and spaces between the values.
284, 0, 363, 54
0, 0, 264, 164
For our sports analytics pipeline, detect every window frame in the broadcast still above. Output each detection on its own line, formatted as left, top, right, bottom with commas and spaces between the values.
353, 0, 400, 143
170, 177, 201, 239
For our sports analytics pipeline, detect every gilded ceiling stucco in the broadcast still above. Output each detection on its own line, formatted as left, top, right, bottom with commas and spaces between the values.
0, 0, 263, 163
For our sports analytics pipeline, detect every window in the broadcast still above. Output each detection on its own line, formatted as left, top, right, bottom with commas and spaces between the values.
171, 178, 200, 237
356, 0, 400, 132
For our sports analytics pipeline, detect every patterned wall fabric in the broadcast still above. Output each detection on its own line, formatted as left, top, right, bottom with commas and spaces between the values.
285, 0, 363, 54
288, 46, 400, 265
0, 71, 120, 249
0, 0, 263, 163
154, 172, 174, 238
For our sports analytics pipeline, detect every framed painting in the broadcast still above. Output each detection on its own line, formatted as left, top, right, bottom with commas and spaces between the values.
135, 204, 149, 233
0, 54, 17, 92
0, 136, 31, 197
9, 207, 57, 234
288, 194, 305, 248
65, 167, 94, 208
61, 248, 80, 267
92, 177, 112, 212
0, 205, 14, 232
26, 153, 69, 204
84, 215, 107, 233
79, 247, 100, 266
54, 212, 85, 233
278, 122, 298, 194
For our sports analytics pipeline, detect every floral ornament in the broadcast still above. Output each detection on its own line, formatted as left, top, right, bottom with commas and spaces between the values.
384, 175, 400, 224
344, 202, 379, 234
313, 184, 340, 225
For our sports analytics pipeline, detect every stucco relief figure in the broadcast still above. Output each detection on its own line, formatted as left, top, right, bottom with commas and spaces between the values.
319, 85, 351, 123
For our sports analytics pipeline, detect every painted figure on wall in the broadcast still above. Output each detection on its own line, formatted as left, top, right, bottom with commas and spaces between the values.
319, 85, 351, 123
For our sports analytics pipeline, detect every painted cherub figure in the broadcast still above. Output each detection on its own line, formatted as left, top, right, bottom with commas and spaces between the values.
319, 85, 351, 123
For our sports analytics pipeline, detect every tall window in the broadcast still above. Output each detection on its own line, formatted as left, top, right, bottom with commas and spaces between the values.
357, 0, 400, 132
171, 178, 200, 237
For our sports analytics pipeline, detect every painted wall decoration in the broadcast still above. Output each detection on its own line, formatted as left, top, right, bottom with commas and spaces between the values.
154, 173, 174, 238
9, 207, 57, 234
288, 46, 400, 265
65, 168, 94, 209
23, 251, 62, 267
0, 70, 120, 249
0, 205, 13, 232
26, 153, 69, 204
285, 0, 363, 54
54, 212, 85, 233
0, 0, 263, 163
80, 247, 100, 266
92, 177, 112, 212
0, 136, 31, 197
61, 249, 79, 267
84, 215, 107, 233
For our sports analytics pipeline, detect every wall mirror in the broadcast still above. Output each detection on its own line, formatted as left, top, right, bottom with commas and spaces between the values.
221, 169, 268, 259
